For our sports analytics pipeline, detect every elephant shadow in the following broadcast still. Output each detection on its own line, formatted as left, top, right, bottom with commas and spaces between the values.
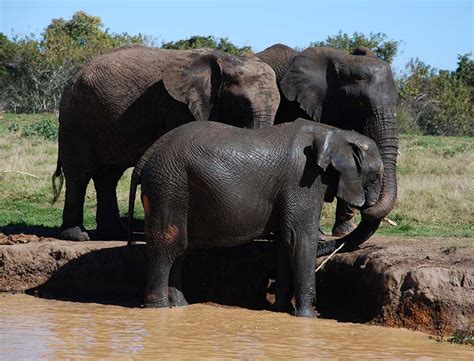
28, 241, 277, 310
0, 217, 145, 241
27, 240, 383, 323
0, 223, 59, 238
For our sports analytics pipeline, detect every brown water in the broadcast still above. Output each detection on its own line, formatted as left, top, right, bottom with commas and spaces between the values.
0, 294, 471, 359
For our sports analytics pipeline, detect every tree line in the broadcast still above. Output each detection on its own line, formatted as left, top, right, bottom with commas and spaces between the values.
1, 11, 472, 136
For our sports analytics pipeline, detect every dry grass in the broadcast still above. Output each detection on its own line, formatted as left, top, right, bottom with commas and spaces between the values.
1, 113, 473, 237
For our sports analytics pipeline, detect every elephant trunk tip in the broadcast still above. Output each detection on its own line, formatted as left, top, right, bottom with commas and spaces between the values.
361, 182, 397, 221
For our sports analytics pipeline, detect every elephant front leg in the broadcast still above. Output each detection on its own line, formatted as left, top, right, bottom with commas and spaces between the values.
291, 238, 318, 318
332, 200, 357, 236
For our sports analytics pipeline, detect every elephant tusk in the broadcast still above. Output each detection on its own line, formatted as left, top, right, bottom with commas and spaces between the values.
383, 217, 398, 226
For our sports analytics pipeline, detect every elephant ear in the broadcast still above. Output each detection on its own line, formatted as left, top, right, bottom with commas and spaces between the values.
279, 54, 326, 120
313, 130, 366, 207
162, 50, 221, 122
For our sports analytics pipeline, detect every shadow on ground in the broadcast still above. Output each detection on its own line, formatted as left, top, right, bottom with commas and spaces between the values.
0, 217, 145, 241
27, 241, 278, 311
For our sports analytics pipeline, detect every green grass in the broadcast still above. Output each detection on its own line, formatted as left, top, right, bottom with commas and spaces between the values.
1, 112, 473, 237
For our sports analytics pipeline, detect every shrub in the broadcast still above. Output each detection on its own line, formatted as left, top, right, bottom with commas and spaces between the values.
22, 116, 58, 140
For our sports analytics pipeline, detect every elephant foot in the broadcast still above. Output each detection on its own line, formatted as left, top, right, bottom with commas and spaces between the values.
294, 307, 317, 318
143, 297, 170, 308
169, 297, 189, 308
332, 219, 356, 237
169, 287, 188, 307
60, 226, 90, 241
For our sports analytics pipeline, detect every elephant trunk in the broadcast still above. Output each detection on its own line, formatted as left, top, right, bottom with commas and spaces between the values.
361, 106, 398, 221
317, 106, 398, 257
317, 219, 381, 257
252, 111, 275, 129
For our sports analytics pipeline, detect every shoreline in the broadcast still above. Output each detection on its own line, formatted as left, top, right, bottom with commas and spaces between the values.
1, 233, 472, 336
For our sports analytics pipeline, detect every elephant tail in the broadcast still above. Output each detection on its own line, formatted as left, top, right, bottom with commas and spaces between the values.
51, 154, 64, 204
127, 163, 144, 246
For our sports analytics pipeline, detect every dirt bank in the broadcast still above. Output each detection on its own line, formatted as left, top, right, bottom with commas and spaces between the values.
0, 233, 472, 336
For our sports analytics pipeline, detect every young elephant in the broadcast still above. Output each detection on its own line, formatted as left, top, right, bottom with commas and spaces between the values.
128, 119, 383, 317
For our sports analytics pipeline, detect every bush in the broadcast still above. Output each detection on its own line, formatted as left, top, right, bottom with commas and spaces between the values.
6, 114, 58, 140
22, 116, 58, 139
162, 35, 253, 56
309, 31, 401, 64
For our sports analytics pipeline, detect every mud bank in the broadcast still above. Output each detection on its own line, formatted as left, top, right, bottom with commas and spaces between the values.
0, 233, 472, 336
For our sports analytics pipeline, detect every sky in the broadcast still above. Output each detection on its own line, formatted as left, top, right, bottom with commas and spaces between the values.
1, 0, 473, 73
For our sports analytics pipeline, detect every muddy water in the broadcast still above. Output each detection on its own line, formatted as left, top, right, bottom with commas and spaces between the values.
0, 294, 471, 359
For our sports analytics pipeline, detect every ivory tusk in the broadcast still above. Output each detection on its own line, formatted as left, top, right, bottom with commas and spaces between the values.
383, 217, 398, 226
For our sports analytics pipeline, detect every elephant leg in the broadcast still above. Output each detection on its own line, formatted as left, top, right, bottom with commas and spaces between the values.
144, 215, 188, 308
332, 200, 357, 236
93, 167, 126, 240
144, 251, 171, 308
291, 238, 318, 318
272, 241, 294, 313
60, 172, 91, 241
168, 254, 188, 307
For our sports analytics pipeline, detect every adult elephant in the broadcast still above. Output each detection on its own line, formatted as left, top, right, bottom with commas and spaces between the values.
53, 45, 280, 241
256, 44, 398, 236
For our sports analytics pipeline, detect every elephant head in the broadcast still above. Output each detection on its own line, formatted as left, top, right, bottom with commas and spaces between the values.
162, 49, 280, 129
312, 125, 383, 210
257, 44, 398, 239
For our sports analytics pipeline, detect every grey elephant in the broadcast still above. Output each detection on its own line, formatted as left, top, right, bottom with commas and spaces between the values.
256, 44, 398, 237
52, 45, 280, 241
127, 119, 383, 317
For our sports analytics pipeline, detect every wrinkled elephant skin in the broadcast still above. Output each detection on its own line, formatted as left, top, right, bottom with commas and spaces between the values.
54, 45, 280, 241
128, 120, 383, 317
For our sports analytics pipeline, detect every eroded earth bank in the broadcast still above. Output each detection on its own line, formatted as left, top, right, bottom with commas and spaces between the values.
0, 234, 472, 336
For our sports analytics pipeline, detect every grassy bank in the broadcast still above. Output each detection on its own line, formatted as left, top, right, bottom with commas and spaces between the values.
1, 112, 473, 237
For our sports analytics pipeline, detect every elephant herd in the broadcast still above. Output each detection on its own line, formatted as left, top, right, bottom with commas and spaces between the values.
52, 44, 399, 316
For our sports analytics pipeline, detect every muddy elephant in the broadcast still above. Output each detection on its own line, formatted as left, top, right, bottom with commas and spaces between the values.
256, 44, 398, 237
127, 120, 383, 317
52, 45, 280, 241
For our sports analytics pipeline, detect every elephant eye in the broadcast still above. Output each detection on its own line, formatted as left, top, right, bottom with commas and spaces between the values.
369, 173, 379, 184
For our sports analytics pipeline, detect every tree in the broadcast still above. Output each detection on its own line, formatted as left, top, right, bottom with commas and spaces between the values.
455, 53, 474, 103
1, 11, 148, 113
162, 35, 253, 56
398, 57, 473, 136
310, 31, 400, 64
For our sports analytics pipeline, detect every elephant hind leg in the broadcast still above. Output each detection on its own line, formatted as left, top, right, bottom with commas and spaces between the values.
169, 254, 188, 307
93, 166, 127, 240
145, 221, 188, 308
145, 251, 172, 308
60, 171, 91, 241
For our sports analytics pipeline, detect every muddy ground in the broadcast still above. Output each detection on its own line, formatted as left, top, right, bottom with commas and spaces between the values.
0, 232, 472, 336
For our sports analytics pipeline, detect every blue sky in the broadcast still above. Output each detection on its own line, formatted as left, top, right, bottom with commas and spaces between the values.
1, 0, 472, 73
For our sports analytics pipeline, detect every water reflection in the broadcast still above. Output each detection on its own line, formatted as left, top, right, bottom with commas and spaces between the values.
0, 294, 471, 359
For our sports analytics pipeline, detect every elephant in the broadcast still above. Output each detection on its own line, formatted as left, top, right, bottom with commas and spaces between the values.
127, 119, 384, 317
52, 45, 280, 241
256, 44, 398, 237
